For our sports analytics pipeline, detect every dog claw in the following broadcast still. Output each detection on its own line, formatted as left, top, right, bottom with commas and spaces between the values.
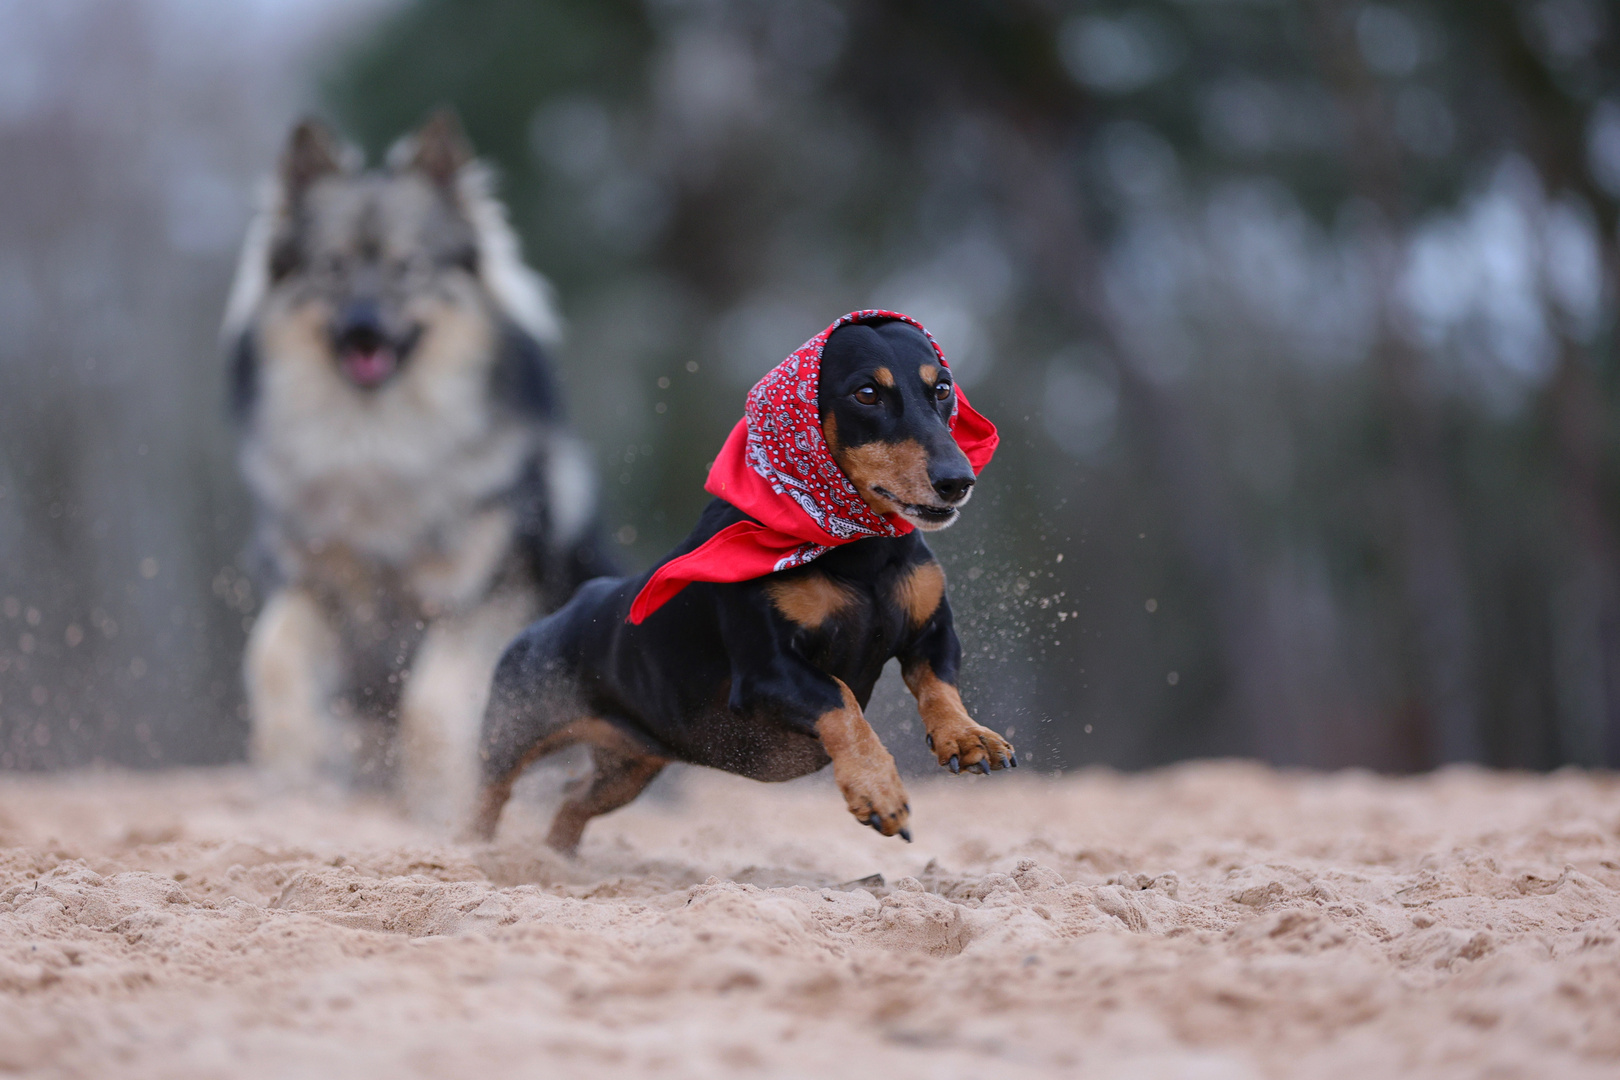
949, 755, 960, 774
1009, 754, 1018, 768
898, 827, 912, 843
926, 735, 934, 750
974, 760, 991, 776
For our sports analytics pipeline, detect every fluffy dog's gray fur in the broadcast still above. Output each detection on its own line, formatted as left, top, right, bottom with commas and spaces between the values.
224, 112, 611, 827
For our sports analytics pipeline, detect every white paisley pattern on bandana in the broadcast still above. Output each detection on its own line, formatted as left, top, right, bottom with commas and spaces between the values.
742, 309, 958, 567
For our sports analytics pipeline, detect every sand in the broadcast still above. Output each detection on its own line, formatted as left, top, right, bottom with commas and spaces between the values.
2, 760, 1618, 1079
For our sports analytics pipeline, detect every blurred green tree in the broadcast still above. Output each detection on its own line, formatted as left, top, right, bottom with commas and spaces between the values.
322, 0, 1620, 773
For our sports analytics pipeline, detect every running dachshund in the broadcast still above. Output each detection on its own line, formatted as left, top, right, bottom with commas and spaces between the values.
471, 311, 1014, 853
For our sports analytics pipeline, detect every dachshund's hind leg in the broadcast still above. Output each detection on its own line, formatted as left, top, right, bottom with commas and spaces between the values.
470, 714, 663, 851
545, 737, 667, 856
468, 633, 586, 841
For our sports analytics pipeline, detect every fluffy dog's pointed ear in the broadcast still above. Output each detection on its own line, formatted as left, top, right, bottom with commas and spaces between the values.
402, 108, 474, 187
280, 118, 345, 198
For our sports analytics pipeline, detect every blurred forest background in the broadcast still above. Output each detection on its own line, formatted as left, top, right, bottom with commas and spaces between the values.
3, 0, 1620, 774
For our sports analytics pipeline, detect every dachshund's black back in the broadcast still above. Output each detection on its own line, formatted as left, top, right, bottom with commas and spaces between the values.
481, 497, 949, 783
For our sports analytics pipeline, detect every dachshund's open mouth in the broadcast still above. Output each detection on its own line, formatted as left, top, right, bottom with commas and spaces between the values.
874, 487, 962, 528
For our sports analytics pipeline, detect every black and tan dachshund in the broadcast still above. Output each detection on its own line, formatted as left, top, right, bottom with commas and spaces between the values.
471, 316, 1015, 854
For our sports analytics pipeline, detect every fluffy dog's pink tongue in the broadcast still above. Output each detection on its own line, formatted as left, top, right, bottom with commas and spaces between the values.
341, 347, 397, 388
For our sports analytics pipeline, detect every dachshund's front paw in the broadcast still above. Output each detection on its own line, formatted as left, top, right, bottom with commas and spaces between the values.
839, 757, 912, 842
817, 681, 913, 841
926, 720, 1016, 775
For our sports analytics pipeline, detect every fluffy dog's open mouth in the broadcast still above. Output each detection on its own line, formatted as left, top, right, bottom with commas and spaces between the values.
334, 325, 420, 390
874, 487, 961, 527
340, 345, 398, 388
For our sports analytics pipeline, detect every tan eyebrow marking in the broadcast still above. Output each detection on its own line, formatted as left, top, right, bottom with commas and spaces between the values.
919, 364, 939, 386
873, 367, 895, 387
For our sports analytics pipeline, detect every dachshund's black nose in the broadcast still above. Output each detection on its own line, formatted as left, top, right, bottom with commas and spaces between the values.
932, 472, 975, 503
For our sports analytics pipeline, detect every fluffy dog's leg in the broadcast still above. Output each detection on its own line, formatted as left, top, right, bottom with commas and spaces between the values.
245, 587, 342, 785
398, 593, 532, 831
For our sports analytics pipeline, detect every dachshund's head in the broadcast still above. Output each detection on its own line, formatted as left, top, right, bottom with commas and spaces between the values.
818, 320, 974, 532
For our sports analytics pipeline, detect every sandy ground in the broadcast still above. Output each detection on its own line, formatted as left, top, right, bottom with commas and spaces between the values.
1, 760, 1618, 1079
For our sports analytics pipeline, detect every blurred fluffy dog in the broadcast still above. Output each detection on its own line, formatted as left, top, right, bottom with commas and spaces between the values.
223, 111, 612, 826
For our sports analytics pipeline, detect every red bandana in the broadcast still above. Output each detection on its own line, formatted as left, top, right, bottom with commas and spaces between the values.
627, 310, 998, 624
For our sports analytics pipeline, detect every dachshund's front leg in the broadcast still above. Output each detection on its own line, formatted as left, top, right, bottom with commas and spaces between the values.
902, 659, 1016, 776
816, 680, 912, 841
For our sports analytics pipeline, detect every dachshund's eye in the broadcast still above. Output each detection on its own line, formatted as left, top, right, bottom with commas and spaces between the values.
934, 381, 953, 402
854, 385, 879, 406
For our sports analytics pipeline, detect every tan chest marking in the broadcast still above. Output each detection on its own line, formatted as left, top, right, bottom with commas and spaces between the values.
893, 560, 946, 628
766, 573, 858, 629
